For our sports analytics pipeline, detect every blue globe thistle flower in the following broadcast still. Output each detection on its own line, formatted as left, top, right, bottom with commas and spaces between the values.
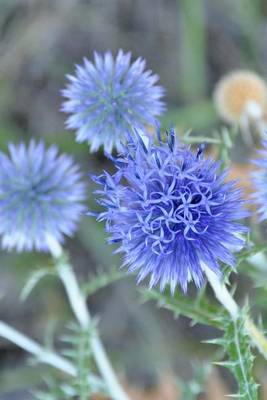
251, 140, 267, 220
61, 50, 165, 153
0, 141, 86, 252
92, 130, 248, 293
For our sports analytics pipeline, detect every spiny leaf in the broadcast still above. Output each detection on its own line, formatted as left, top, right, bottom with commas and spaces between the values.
140, 288, 224, 329
33, 322, 105, 400
82, 267, 125, 297
33, 377, 78, 400
245, 318, 267, 360
142, 290, 259, 398
20, 267, 56, 301
214, 310, 259, 400
236, 242, 267, 267
59, 322, 97, 400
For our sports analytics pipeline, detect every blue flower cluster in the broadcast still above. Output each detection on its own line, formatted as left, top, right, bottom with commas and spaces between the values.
0, 49, 252, 295
62, 50, 165, 153
0, 141, 85, 252
92, 130, 248, 292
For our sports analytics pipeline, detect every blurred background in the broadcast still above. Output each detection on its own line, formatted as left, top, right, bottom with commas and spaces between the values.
0, 0, 267, 399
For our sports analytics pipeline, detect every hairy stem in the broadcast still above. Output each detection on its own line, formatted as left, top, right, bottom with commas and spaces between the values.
232, 320, 254, 400
203, 264, 267, 359
46, 235, 130, 400
204, 266, 239, 320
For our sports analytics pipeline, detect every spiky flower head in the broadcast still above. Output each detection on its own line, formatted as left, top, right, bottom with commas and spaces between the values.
0, 141, 86, 252
251, 140, 267, 221
92, 130, 248, 293
214, 70, 267, 123
62, 50, 165, 153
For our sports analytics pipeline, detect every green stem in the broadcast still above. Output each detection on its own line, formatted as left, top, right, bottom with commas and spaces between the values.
203, 265, 238, 320
46, 235, 130, 400
0, 320, 104, 392
233, 320, 254, 400
203, 264, 267, 359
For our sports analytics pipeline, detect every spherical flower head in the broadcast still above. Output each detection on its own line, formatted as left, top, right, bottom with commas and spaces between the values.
0, 141, 86, 252
61, 50, 165, 153
251, 140, 267, 220
214, 70, 267, 123
92, 130, 248, 293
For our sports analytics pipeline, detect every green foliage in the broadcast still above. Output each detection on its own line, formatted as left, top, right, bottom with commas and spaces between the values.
140, 287, 224, 329
61, 322, 95, 400
20, 266, 56, 301
161, 100, 218, 131
33, 378, 78, 400
236, 243, 267, 267
215, 126, 239, 165
230, 0, 261, 66
78, 218, 121, 269
182, 130, 221, 145
33, 322, 103, 400
237, 244, 267, 291
179, 0, 207, 100
236, 244, 267, 313
178, 363, 211, 400
21, 250, 124, 304
142, 288, 260, 398
2, 1, 267, 398
210, 310, 259, 399
82, 266, 125, 296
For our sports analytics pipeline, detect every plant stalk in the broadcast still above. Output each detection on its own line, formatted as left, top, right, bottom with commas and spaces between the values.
203, 264, 267, 358
46, 234, 130, 400
0, 320, 104, 391
204, 266, 239, 320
